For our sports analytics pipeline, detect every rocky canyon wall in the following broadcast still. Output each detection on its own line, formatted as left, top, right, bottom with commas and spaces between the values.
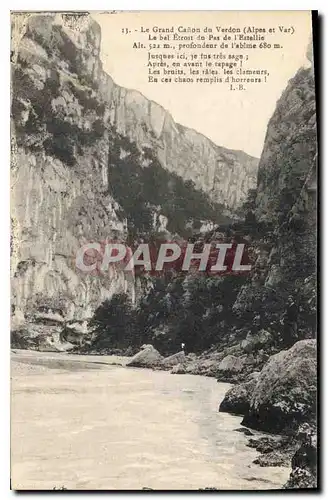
233, 54, 317, 341
11, 12, 258, 324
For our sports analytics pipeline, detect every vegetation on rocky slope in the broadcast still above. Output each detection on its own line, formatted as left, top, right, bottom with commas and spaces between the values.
107, 132, 233, 239
11, 13, 317, 489
85, 57, 318, 489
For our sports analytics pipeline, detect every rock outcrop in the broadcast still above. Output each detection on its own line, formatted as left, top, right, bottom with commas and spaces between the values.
216, 354, 245, 381
241, 340, 317, 433
11, 12, 258, 329
161, 351, 186, 368
11, 310, 64, 351
219, 372, 260, 415
219, 340, 316, 434
232, 59, 317, 345
217, 55, 317, 488
126, 344, 163, 368
240, 330, 272, 354
255, 66, 317, 227
11, 14, 134, 323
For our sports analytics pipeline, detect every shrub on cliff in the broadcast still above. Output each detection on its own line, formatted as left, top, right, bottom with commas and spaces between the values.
107, 132, 230, 238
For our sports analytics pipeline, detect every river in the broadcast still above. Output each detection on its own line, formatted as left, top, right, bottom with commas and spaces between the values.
11, 351, 290, 490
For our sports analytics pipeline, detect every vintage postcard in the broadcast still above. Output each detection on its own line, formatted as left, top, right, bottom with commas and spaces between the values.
10, 10, 318, 490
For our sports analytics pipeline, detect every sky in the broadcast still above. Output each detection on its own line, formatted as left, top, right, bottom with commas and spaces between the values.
92, 11, 312, 158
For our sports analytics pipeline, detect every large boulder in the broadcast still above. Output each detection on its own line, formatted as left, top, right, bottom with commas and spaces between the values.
170, 351, 239, 378
216, 355, 245, 381
242, 340, 317, 433
161, 351, 186, 368
126, 345, 163, 368
241, 329, 272, 354
218, 355, 245, 372
219, 372, 260, 415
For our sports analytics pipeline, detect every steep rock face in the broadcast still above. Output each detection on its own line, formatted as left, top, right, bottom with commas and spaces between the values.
11, 147, 132, 322
255, 66, 316, 225
255, 64, 317, 293
232, 60, 317, 343
217, 58, 317, 485
11, 12, 258, 324
11, 14, 134, 323
15, 13, 259, 210
109, 87, 258, 208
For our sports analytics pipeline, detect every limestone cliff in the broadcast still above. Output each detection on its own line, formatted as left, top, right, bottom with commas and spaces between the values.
233, 55, 317, 345
109, 88, 258, 208
255, 66, 316, 227
11, 13, 131, 323
11, 12, 258, 324
255, 63, 317, 293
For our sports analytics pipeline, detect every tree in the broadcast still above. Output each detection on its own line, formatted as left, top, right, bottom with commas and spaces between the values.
89, 293, 135, 350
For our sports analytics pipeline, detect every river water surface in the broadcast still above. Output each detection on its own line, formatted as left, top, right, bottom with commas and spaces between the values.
11, 351, 289, 490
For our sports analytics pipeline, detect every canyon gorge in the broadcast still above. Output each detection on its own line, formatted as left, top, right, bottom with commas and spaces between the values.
10, 12, 317, 490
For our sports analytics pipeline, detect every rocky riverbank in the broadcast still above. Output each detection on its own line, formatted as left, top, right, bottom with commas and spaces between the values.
11, 341, 316, 489
12, 350, 291, 490
10, 13, 317, 489
218, 339, 317, 489
113, 339, 317, 489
